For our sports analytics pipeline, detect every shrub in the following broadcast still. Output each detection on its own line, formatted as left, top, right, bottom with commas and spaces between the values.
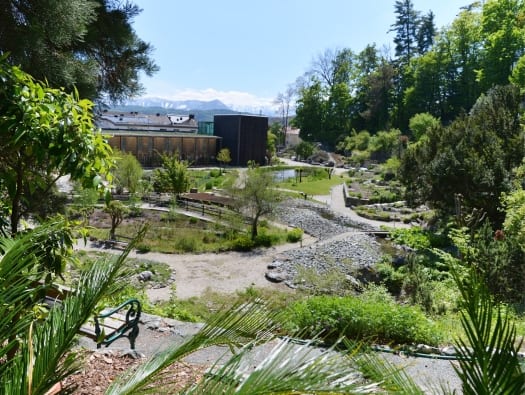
230, 236, 254, 251
282, 294, 441, 346
254, 233, 273, 247
136, 243, 151, 253
205, 181, 213, 190
209, 169, 221, 177
286, 228, 303, 243
175, 236, 198, 252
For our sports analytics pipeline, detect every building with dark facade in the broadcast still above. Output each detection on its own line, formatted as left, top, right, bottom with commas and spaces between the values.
213, 114, 268, 166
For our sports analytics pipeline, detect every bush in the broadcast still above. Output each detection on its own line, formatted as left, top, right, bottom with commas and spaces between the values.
136, 243, 151, 253
282, 294, 441, 346
230, 236, 255, 251
205, 181, 213, 190
254, 233, 273, 247
209, 169, 221, 177
175, 236, 198, 252
286, 228, 303, 243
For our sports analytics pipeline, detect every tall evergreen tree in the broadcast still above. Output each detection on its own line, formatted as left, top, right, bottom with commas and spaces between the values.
0, 0, 158, 103
416, 11, 436, 54
390, 0, 420, 65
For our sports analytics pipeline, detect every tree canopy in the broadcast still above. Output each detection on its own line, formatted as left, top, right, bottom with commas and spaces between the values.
0, 57, 113, 235
0, 0, 158, 103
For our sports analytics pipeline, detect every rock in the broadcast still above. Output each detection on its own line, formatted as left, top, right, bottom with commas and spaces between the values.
267, 261, 283, 270
440, 346, 457, 356
138, 270, 153, 281
415, 344, 440, 355
265, 271, 288, 283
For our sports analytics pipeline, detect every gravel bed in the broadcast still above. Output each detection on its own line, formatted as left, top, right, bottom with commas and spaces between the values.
275, 198, 373, 239
268, 199, 384, 289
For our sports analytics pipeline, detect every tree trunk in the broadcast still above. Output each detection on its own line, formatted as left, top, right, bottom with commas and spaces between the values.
251, 215, 259, 240
10, 165, 24, 235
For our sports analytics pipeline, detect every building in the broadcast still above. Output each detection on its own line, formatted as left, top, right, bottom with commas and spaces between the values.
98, 112, 219, 167
213, 114, 268, 166
285, 126, 301, 148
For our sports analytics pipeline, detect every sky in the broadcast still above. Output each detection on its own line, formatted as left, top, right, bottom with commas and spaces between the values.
132, 0, 471, 113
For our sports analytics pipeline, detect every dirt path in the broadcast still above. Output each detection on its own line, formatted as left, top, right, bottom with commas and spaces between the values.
75, 233, 316, 301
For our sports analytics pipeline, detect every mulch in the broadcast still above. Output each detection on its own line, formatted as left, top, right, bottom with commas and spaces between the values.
62, 349, 207, 394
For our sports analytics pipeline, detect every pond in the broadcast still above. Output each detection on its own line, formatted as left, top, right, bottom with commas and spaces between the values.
273, 168, 297, 181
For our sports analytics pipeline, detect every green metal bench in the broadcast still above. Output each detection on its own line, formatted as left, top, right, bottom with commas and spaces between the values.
40, 282, 142, 350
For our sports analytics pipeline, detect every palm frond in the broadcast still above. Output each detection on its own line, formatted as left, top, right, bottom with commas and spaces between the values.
105, 299, 278, 395
0, 224, 147, 395
452, 269, 525, 395
353, 345, 425, 394
185, 337, 378, 395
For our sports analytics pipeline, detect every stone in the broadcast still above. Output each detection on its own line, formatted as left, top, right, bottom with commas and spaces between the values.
265, 271, 288, 283
138, 270, 153, 281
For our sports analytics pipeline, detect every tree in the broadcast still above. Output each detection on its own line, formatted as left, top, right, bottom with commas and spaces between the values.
113, 151, 143, 194
400, 85, 523, 224
274, 85, 295, 147
293, 79, 327, 143
266, 130, 278, 164
154, 153, 190, 198
408, 112, 440, 141
479, 0, 525, 91
0, 0, 158, 103
295, 141, 315, 161
217, 148, 232, 173
389, 0, 420, 65
0, 57, 113, 235
416, 11, 436, 54
233, 168, 281, 240
104, 200, 129, 240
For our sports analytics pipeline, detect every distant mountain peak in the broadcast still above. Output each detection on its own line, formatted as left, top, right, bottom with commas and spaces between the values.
125, 97, 231, 111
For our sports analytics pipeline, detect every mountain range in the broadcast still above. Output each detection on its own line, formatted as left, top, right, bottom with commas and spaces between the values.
124, 97, 231, 111
111, 97, 279, 122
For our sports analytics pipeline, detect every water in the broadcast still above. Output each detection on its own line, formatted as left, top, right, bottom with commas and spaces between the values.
273, 169, 296, 181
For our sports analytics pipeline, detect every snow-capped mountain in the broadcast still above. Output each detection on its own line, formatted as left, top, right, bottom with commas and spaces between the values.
125, 97, 231, 111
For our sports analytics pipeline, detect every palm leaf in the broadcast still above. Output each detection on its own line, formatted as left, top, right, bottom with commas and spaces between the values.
0, 223, 147, 395
185, 337, 379, 395
105, 299, 278, 394
452, 269, 525, 395
353, 345, 426, 394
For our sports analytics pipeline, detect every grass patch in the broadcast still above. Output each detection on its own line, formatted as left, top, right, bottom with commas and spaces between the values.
279, 177, 345, 196
281, 289, 442, 346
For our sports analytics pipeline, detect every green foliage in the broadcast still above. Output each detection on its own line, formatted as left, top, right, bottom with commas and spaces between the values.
0, 58, 113, 234
232, 168, 282, 240
113, 150, 143, 194
216, 148, 232, 171
230, 235, 255, 251
154, 153, 190, 197
0, 1, 158, 102
409, 112, 440, 141
400, 84, 523, 224
389, 227, 432, 250
286, 227, 303, 243
452, 269, 525, 394
283, 293, 441, 346
294, 140, 316, 160
103, 200, 130, 240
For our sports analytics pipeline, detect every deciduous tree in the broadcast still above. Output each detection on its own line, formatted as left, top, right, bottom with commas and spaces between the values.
0, 58, 113, 235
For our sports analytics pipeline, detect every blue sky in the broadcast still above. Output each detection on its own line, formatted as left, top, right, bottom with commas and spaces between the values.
132, 0, 470, 112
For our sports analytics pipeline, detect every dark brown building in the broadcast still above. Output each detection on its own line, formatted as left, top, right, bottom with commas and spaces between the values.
213, 115, 268, 166
106, 131, 220, 167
